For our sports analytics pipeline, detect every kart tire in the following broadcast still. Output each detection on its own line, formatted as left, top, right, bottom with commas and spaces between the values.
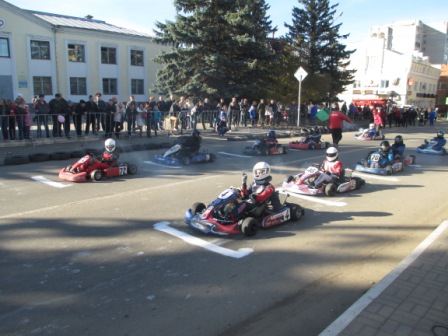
208, 153, 216, 162
181, 156, 190, 165
241, 217, 258, 237
283, 146, 288, 154
127, 164, 138, 175
385, 165, 393, 175
262, 148, 269, 156
309, 143, 316, 150
288, 203, 304, 221
381, 135, 385, 140
285, 175, 294, 183
410, 155, 416, 164
191, 202, 206, 215
91, 170, 103, 182
29, 153, 50, 162
50, 151, 71, 160
4, 155, 30, 165
353, 177, 365, 189
325, 183, 337, 196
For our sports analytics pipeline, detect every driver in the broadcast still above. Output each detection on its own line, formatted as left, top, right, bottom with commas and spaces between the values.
361, 123, 377, 138
96, 138, 119, 169
391, 135, 406, 158
308, 126, 322, 143
428, 130, 446, 151
181, 129, 202, 155
369, 140, 394, 168
309, 146, 343, 188
228, 162, 276, 219
264, 130, 278, 148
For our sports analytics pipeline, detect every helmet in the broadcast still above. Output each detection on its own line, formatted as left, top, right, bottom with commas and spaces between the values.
380, 140, 390, 153
105, 138, 116, 153
394, 135, 403, 145
192, 129, 200, 138
437, 130, 445, 138
369, 123, 375, 129
267, 130, 276, 139
326, 146, 338, 162
253, 161, 271, 181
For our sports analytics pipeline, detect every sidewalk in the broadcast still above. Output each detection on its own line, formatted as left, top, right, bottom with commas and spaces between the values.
320, 220, 448, 336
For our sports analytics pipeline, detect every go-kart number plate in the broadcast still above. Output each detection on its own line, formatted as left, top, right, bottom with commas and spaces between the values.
305, 166, 319, 174
370, 153, 381, 162
79, 155, 90, 163
119, 166, 128, 175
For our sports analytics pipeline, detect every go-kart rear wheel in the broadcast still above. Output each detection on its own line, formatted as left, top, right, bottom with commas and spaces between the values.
241, 217, 258, 237
324, 183, 337, 196
353, 177, 365, 189
385, 165, 393, 175
287, 203, 304, 221
309, 143, 316, 150
191, 202, 206, 215
127, 164, 138, 175
181, 156, 190, 165
91, 170, 103, 182
209, 153, 216, 162
283, 146, 288, 154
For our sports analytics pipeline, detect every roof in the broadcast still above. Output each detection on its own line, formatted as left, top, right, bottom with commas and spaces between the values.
26, 10, 151, 38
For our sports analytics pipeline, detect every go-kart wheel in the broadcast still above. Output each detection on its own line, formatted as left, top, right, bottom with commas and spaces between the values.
91, 170, 103, 181
287, 203, 304, 221
208, 153, 216, 162
263, 148, 269, 156
353, 177, 365, 189
191, 202, 206, 215
309, 143, 316, 150
285, 175, 294, 183
283, 146, 288, 154
241, 217, 258, 237
385, 165, 393, 175
324, 183, 336, 196
181, 156, 190, 165
127, 164, 138, 175
410, 155, 416, 164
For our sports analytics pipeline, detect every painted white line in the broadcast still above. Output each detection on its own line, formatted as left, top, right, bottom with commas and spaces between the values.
319, 219, 448, 336
143, 161, 182, 169
278, 189, 347, 207
409, 164, 421, 167
352, 172, 399, 182
31, 176, 72, 188
218, 152, 252, 158
154, 221, 253, 259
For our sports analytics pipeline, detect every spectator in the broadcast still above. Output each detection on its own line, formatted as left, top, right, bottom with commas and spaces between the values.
49, 93, 69, 138
0, 98, 8, 141
126, 103, 137, 136
373, 108, 383, 136
429, 108, 436, 126
249, 101, 257, 127
6, 99, 16, 140
74, 99, 87, 137
240, 98, 250, 127
33, 94, 50, 138
104, 98, 116, 139
95, 93, 106, 132
257, 99, 266, 127
329, 108, 352, 146
113, 101, 125, 138
85, 95, 98, 136
228, 97, 240, 130
289, 101, 298, 126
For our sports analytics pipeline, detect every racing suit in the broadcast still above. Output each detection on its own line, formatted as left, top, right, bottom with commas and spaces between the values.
229, 175, 276, 219
308, 131, 321, 143
391, 144, 406, 158
367, 150, 394, 168
180, 135, 201, 156
313, 159, 344, 187
429, 137, 446, 151
90, 151, 120, 172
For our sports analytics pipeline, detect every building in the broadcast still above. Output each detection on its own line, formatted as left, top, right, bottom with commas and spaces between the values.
338, 19, 447, 114
0, 0, 167, 103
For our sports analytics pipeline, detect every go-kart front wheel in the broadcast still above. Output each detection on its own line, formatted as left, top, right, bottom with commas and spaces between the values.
324, 183, 336, 196
191, 202, 206, 215
241, 217, 258, 237
127, 163, 138, 175
91, 170, 103, 182
287, 203, 304, 221
181, 156, 190, 165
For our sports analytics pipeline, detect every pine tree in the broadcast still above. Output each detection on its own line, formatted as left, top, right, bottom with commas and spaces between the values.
284, 0, 355, 104
153, 0, 276, 101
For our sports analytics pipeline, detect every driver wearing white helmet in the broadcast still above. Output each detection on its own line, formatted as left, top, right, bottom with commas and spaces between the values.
98, 138, 119, 168
309, 146, 344, 188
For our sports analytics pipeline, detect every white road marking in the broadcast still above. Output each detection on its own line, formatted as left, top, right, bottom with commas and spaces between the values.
218, 152, 252, 158
154, 221, 253, 259
143, 161, 182, 169
278, 189, 347, 207
352, 172, 399, 182
31, 176, 72, 188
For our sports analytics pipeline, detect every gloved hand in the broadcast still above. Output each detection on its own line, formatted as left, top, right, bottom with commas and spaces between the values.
242, 173, 247, 184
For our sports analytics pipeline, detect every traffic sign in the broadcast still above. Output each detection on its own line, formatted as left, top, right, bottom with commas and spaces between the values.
294, 67, 308, 82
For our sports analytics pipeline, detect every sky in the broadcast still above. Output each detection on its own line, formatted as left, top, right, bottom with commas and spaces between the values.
6, 0, 448, 44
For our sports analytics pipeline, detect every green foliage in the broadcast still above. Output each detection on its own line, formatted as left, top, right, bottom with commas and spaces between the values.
153, 0, 276, 102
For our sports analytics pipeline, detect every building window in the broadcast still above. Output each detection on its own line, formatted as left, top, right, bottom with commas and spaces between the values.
102, 78, 117, 95
31, 40, 50, 60
70, 77, 87, 95
68, 44, 85, 62
380, 80, 389, 88
353, 80, 361, 88
33, 76, 52, 95
131, 49, 144, 66
0, 37, 10, 57
101, 47, 116, 64
131, 79, 144, 95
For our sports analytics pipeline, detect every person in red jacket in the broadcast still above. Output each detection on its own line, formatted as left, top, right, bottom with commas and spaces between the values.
329, 108, 352, 146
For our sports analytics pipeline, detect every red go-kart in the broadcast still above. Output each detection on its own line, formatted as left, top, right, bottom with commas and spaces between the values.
59, 153, 137, 182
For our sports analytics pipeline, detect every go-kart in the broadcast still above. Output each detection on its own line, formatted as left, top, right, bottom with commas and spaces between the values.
184, 187, 305, 237
354, 128, 385, 140
58, 153, 137, 182
416, 140, 446, 155
154, 143, 216, 165
243, 138, 288, 156
282, 165, 365, 196
288, 136, 330, 150
354, 150, 415, 175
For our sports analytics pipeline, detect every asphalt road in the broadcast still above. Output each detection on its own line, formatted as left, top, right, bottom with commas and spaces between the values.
0, 126, 447, 336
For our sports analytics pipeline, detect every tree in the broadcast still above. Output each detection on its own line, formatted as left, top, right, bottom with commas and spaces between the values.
153, 0, 276, 102
283, 0, 356, 104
